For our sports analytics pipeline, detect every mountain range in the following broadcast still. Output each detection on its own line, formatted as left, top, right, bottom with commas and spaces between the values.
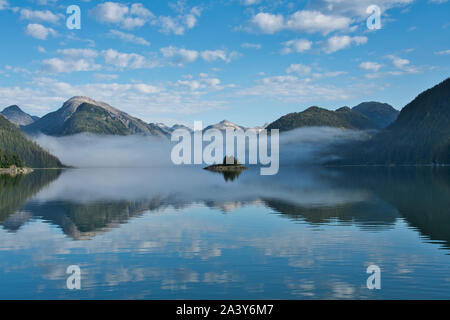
334, 77, 450, 165
267, 103, 398, 132
0, 77, 448, 167
1, 105, 39, 127
23, 96, 169, 137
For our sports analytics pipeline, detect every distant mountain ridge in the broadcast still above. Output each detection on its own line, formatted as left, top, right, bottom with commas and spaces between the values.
23, 96, 168, 137
352, 102, 399, 128
336, 78, 450, 164
1, 105, 39, 127
267, 106, 379, 132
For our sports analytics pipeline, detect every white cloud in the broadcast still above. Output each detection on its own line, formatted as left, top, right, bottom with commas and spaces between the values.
251, 10, 351, 35
387, 55, 410, 68
156, 7, 202, 35
94, 73, 119, 81
200, 50, 239, 63
91, 2, 129, 24
160, 46, 199, 66
241, 43, 261, 49
102, 49, 158, 69
315, 0, 414, 18
91, 2, 153, 29
42, 58, 101, 73
109, 30, 150, 46
286, 64, 312, 75
251, 12, 284, 34
281, 39, 312, 54
25, 23, 57, 40
285, 10, 351, 35
133, 83, 161, 94
177, 76, 224, 91
42, 49, 101, 73
386, 55, 420, 73
0, 77, 228, 119
242, 0, 261, 5
434, 49, 450, 55
0, 0, 8, 10
57, 48, 99, 59
236, 75, 356, 104
365, 55, 421, 78
323, 35, 367, 53
359, 61, 383, 72
20, 8, 61, 24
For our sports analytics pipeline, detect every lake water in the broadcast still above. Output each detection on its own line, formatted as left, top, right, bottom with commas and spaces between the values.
0, 166, 449, 299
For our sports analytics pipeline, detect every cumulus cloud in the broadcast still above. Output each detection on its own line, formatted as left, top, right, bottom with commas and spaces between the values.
251, 12, 284, 34
109, 29, 150, 46
20, 8, 61, 24
312, 0, 414, 18
42, 49, 101, 73
177, 75, 225, 91
42, 58, 101, 73
286, 64, 312, 75
386, 55, 420, 73
25, 23, 57, 40
242, 0, 261, 5
364, 55, 421, 78
281, 39, 312, 54
250, 10, 351, 35
90, 1, 201, 34
102, 49, 158, 69
0, 76, 228, 119
434, 49, 450, 55
323, 35, 368, 53
0, 0, 8, 10
156, 7, 202, 35
236, 75, 356, 104
241, 43, 261, 49
359, 61, 383, 72
160, 47, 239, 66
200, 50, 239, 63
90, 2, 153, 29
160, 46, 199, 66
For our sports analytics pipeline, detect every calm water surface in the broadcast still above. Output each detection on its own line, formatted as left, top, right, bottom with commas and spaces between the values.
0, 166, 449, 299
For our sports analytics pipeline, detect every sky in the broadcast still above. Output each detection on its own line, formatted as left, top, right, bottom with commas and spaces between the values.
0, 0, 449, 127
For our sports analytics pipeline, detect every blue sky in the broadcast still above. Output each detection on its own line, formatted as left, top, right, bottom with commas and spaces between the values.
0, 0, 449, 127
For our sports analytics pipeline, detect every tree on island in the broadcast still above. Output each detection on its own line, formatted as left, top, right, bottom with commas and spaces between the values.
223, 156, 241, 166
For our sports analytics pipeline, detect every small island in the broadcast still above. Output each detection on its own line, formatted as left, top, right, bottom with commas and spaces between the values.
204, 156, 249, 172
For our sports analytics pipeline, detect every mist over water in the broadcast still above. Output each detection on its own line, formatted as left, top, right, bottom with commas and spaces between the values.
33, 127, 369, 168
34, 133, 174, 168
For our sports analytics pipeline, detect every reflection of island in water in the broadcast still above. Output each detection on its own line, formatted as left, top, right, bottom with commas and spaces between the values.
1, 166, 450, 250
204, 156, 248, 182
206, 168, 246, 182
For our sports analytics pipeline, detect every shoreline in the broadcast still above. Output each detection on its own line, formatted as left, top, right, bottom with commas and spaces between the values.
0, 166, 34, 176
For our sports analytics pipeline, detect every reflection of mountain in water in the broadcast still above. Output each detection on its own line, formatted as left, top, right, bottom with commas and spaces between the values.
330, 167, 450, 249
1, 167, 449, 249
263, 198, 398, 230
0, 170, 61, 230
